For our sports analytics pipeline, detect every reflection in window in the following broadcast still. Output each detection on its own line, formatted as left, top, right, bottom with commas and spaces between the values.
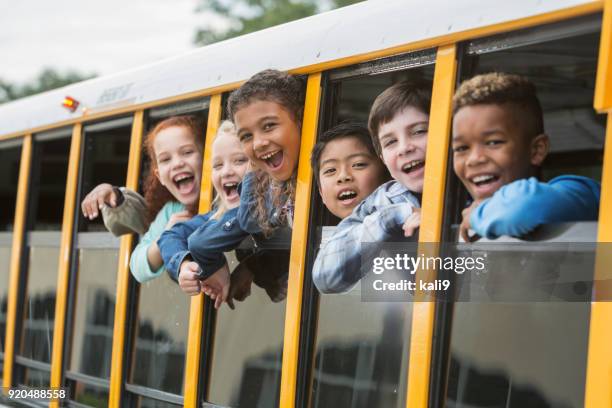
312, 287, 410, 408
129, 274, 190, 395
72, 382, 109, 407
19, 243, 60, 366
445, 25, 604, 408
68, 248, 119, 378
15, 365, 51, 388
207, 251, 286, 408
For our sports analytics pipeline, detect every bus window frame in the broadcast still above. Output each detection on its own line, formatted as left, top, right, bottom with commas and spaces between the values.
433, 13, 607, 408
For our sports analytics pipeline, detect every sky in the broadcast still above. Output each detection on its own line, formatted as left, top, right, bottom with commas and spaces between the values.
1, 0, 226, 84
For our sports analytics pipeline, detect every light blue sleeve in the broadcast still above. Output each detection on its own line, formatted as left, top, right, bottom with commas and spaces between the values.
470, 175, 601, 239
129, 202, 182, 283
312, 192, 416, 294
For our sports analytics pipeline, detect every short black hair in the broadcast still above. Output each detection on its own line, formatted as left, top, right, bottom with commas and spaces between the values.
311, 122, 379, 184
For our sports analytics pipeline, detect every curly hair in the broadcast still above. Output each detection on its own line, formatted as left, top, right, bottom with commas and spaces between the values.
227, 69, 305, 126
452, 72, 544, 139
228, 69, 304, 235
368, 81, 432, 155
142, 115, 204, 221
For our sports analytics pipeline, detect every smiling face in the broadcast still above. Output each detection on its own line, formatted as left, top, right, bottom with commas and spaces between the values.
318, 136, 387, 219
234, 100, 301, 182
452, 104, 548, 200
153, 125, 203, 207
211, 132, 249, 209
378, 106, 429, 193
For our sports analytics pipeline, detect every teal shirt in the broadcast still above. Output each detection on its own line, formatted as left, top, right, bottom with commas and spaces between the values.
129, 201, 185, 283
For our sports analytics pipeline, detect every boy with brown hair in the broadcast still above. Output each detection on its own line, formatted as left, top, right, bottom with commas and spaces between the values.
452, 72, 600, 241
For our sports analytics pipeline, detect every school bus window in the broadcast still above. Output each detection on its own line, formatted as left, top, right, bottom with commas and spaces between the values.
14, 131, 71, 388
0, 141, 22, 377
205, 92, 292, 408
443, 17, 604, 408
126, 106, 208, 401
64, 117, 132, 406
308, 54, 434, 408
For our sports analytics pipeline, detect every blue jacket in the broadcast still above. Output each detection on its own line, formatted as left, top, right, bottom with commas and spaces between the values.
162, 171, 291, 280
470, 175, 600, 239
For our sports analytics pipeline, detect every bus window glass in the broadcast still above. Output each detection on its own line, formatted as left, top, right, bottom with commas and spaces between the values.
16, 133, 70, 388
445, 25, 605, 408
0, 142, 22, 373
129, 274, 190, 394
128, 106, 208, 400
207, 251, 286, 408
205, 89, 297, 408
66, 119, 131, 402
309, 58, 434, 408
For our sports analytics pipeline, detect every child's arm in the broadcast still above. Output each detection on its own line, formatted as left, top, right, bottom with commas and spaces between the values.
312, 200, 417, 294
158, 214, 211, 281
100, 187, 150, 236
236, 171, 263, 234
469, 175, 601, 239
187, 207, 249, 280
129, 204, 184, 283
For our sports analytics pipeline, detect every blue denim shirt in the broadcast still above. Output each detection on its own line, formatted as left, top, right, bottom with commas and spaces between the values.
158, 210, 241, 281
312, 180, 420, 294
182, 171, 292, 279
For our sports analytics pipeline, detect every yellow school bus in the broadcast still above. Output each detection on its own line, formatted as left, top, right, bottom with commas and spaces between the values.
0, 0, 610, 407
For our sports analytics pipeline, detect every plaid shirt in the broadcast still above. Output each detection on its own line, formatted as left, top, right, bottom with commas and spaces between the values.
312, 180, 420, 294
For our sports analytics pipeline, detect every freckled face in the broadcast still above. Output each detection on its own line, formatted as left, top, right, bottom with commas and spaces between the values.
234, 100, 301, 182
378, 107, 429, 193
153, 126, 203, 207
452, 104, 541, 200
211, 133, 249, 209
318, 137, 387, 219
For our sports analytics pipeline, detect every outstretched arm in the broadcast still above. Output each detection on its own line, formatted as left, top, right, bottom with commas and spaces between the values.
470, 175, 600, 239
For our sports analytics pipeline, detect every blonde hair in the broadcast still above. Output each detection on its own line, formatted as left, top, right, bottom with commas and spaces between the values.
210, 120, 239, 220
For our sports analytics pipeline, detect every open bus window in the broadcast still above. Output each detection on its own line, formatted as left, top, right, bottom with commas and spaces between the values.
443, 15, 604, 408
0, 141, 22, 377
126, 102, 208, 403
306, 53, 435, 408
15, 130, 71, 388
204, 93, 290, 408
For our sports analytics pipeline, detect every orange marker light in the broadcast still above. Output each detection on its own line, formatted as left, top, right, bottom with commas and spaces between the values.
62, 96, 80, 112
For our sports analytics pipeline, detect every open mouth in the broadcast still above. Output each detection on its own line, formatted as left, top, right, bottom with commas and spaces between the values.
222, 182, 239, 200
337, 190, 358, 202
470, 174, 500, 187
401, 160, 425, 174
260, 150, 284, 169
173, 173, 195, 194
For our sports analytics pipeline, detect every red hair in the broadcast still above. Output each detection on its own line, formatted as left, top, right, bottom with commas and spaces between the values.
142, 115, 204, 221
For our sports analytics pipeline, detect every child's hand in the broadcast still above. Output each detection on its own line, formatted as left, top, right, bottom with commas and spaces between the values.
179, 261, 202, 296
227, 263, 254, 310
200, 263, 230, 309
81, 183, 118, 220
403, 207, 421, 237
459, 200, 483, 242
165, 210, 192, 230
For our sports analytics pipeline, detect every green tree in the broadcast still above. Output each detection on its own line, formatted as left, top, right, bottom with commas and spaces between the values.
194, 0, 365, 45
0, 68, 95, 104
